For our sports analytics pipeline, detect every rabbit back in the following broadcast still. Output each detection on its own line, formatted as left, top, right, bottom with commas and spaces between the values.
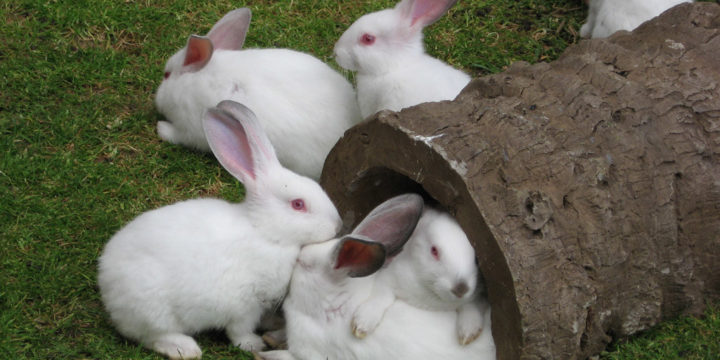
155, 48, 360, 179
219, 49, 360, 178
355, 56, 469, 118
333, 0, 470, 119
98, 198, 298, 341
580, 0, 693, 38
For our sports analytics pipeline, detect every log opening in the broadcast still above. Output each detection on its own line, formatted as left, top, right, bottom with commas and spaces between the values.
321, 117, 523, 359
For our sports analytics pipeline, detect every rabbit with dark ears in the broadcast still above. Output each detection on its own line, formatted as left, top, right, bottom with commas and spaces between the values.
351, 207, 489, 345
259, 194, 495, 360
333, 0, 471, 119
580, 0, 693, 38
155, 8, 361, 180
98, 100, 342, 359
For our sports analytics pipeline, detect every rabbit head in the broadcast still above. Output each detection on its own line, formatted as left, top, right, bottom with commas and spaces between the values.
203, 100, 342, 246
154, 9, 252, 150
295, 194, 425, 285
401, 208, 480, 306
334, 0, 458, 75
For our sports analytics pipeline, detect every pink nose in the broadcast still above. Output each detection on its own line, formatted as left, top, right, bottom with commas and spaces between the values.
452, 281, 469, 298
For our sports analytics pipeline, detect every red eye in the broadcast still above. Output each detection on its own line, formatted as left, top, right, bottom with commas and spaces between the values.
431, 246, 440, 260
360, 33, 376, 45
291, 199, 306, 212
163, 71, 170, 79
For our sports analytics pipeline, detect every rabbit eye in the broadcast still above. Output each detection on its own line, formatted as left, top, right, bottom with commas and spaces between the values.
163, 71, 171, 79
430, 246, 440, 260
291, 199, 307, 212
360, 33, 376, 45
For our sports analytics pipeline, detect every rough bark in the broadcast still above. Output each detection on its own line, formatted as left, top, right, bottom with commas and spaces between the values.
320, 3, 720, 359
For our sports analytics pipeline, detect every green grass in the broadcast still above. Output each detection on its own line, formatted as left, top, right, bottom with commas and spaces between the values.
0, 0, 717, 359
601, 303, 720, 360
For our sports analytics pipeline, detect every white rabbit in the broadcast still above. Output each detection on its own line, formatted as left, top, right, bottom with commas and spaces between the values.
580, 0, 693, 38
333, 0, 471, 119
97, 100, 342, 359
155, 8, 361, 180
259, 194, 495, 360
350, 207, 488, 345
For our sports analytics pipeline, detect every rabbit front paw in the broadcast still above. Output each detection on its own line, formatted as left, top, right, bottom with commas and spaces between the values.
234, 333, 266, 352
456, 304, 484, 346
157, 120, 179, 143
351, 304, 384, 339
261, 328, 287, 349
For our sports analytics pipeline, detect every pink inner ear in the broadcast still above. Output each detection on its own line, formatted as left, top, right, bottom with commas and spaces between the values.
219, 122, 256, 180
205, 109, 256, 181
184, 37, 213, 68
409, 0, 453, 27
335, 240, 374, 269
334, 238, 385, 277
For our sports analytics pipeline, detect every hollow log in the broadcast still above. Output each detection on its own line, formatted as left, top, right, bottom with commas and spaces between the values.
320, 3, 720, 359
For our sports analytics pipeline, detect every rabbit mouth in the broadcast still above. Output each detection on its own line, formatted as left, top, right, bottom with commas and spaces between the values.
420, 283, 464, 309
429, 280, 474, 306
334, 49, 357, 71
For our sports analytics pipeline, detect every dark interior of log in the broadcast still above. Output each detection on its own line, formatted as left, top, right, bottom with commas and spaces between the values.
337, 166, 430, 229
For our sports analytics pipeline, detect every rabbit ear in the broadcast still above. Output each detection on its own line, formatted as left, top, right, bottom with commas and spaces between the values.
333, 235, 387, 278
396, 0, 457, 29
203, 101, 279, 190
352, 194, 424, 257
183, 35, 213, 71
215, 100, 279, 168
207, 8, 252, 51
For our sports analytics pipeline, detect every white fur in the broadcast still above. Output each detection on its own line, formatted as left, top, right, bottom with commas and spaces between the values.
260, 195, 495, 360
98, 101, 342, 359
351, 207, 488, 345
155, 8, 361, 180
333, 0, 471, 118
580, 0, 693, 38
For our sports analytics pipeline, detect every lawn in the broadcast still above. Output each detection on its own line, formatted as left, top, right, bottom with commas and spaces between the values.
1, 0, 717, 359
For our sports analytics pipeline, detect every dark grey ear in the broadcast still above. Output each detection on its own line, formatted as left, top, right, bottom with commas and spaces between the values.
352, 193, 424, 257
333, 235, 387, 278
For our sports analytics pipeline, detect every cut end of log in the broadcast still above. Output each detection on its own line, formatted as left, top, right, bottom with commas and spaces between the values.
321, 3, 720, 359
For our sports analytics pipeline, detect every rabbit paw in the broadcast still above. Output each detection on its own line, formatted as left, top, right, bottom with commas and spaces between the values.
157, 120, 179, 143
257, 350, 297, 360
579, 23, 591, 38
351, 304, 384, 339
262, 328, 287, 349
151, 333, 202, 360
457, 307, 484, 346
234, 333, 266, 352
